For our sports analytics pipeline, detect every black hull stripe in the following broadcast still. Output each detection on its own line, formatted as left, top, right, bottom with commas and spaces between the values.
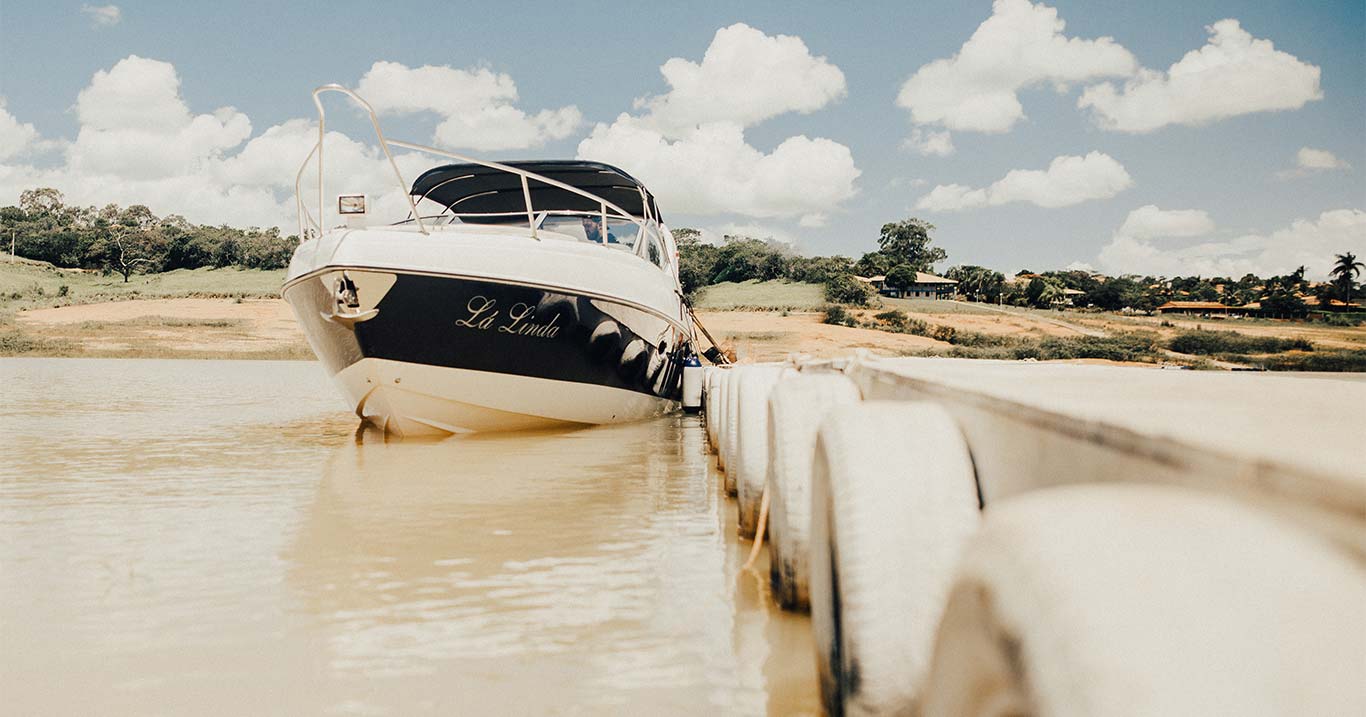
286, 271, 690, 400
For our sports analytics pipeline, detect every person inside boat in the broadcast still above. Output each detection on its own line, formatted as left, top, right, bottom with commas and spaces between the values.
580, 216, 619, 245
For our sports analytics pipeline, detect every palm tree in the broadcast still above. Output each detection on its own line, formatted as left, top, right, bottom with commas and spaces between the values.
1331, 252, 1364, 308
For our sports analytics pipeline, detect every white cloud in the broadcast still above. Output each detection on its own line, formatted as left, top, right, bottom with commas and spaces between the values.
1294, 147, 1350, 171
81, 4, 121, 26
915, 152, 1132, 211
0, 56, 451, 230
355, 61, 581, 151
902, 128, 955, 157
798, 213, 828, 228
896, 0, 1135, 146
66, 56, 252, 182
0, 98, 41, 161
634, 23, 845, 135
1079, 20, 1321, 133
576, 25, 858, 219
1277, 147, 1352, 179
1117, 205, 1216, 240
579, 118, 858, 218
1064, 260, 1095, 272
1097, 209, 1365, 279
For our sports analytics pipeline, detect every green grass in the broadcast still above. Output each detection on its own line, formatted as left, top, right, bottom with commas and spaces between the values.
0, 258, 285, 311
692, 280, 826, 311
880, 296, 1000, 315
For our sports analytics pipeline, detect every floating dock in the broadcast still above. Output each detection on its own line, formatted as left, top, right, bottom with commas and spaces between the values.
703, 355, 1366, 716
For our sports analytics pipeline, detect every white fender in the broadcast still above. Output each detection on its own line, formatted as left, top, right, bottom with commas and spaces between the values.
721, 367, 746, 494
733, 366, 792, 538
704, 368, 721, 452
919, 484, 1366, 717
766, 372, 862, 610
715, 369, 733, 471
810, 402, 981, 716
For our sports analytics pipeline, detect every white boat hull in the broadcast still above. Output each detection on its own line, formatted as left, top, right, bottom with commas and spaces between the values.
337, 358, 677, 436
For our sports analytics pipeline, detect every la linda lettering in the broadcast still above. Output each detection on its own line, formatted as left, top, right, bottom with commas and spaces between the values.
455, 296, 562, 338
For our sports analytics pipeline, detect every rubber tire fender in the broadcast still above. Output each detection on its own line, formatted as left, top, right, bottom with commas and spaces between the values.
766, 372, 862, 611
721, 367, 746, 493
733, 366, 792, 538
918, 484, 1366, 717
704, 368, 722, 452
810, 401, 980, 716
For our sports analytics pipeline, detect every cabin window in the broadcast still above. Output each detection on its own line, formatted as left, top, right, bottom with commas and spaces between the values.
643, 227, 665, 268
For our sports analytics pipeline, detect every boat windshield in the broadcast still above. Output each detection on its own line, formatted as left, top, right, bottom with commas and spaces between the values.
540, 215, 639, 251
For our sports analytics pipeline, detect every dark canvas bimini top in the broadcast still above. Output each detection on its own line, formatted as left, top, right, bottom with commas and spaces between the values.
409, 160, 660, 222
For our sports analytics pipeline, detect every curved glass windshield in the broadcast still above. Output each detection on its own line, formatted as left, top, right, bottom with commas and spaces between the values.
540, 215, 639, 252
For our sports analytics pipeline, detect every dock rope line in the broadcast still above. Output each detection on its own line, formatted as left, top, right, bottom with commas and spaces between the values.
741, 483, 771, 571
687, 306, 732, 365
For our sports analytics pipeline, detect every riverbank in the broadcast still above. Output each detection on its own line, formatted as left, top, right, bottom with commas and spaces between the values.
3, 265, 1362, 368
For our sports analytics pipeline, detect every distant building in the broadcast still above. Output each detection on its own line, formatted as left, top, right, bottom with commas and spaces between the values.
855, 272, 958, 300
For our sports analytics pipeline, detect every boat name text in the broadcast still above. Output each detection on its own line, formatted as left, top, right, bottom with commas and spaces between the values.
455, 296, 562, 339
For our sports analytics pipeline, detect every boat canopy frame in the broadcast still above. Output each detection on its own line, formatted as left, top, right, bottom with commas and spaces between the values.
295, 85, 657, 246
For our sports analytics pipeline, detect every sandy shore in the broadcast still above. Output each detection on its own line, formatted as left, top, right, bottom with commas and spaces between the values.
14, 298, 311, 358
13, 298, 973, 361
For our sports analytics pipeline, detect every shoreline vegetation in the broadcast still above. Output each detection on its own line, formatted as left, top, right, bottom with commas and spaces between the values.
6, 256, 1362, 370
1, 191, 1361, 369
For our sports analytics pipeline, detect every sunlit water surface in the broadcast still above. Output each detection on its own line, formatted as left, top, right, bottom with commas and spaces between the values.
0, 358, 816, 715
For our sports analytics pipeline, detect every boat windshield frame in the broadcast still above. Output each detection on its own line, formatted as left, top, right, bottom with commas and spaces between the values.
295, 85, 655, 252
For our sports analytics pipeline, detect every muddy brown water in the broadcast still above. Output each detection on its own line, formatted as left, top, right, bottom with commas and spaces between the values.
0, 358, 817, 715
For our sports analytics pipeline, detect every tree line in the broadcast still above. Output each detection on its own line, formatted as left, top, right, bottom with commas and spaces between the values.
675, 218, 1362, 316
4, 186, 1358, 315
2, 188, 296, 280
675, 218, 946, 306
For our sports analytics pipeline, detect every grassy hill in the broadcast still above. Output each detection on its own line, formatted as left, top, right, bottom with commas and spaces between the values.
0, 256, 285, 312
692, 280, 826, 311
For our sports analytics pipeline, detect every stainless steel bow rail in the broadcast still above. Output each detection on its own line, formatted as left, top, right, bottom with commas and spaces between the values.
295, 85, 652, 245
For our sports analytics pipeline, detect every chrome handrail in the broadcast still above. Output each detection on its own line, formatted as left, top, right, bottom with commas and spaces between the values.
311, 84, 427, 235
297, 84, 648, 244
295, 140, 320, 239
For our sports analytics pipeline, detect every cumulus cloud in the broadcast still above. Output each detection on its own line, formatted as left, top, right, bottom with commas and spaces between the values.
0, 98, 41, 161
0, 56, 456, 230
915, 152, 1132, 211
577, 24, 858, 218
68, 56, 252, 181
702, 222, 799, 249
81, 4, 121, 26
1079, 20, 1321, 133
1117, 205, 1216, 240
1277, 147, 1352, 179
1097, 209, 1365, 279
896, 0, 1135, 146
579, 118, 857, 219
633, 23, 845, 135
355, 61, 581, 151
902, 128, 954, 157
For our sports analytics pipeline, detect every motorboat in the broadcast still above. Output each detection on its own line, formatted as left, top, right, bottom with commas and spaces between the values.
283, 86, 694, 435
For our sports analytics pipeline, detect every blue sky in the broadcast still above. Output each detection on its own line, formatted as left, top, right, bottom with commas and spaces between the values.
1, 0, 1362, 277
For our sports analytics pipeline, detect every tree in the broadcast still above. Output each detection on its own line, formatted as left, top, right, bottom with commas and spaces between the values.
875, 218, 947, 271
103, 230, 154, 282
946, 265, 1006, 302
823, 273, 876, 306
1330, 252, 1363, 308
19, 187, 65, 216
672, 228, 717, 299
854, 250, 894, 277
884, 264, 921, 294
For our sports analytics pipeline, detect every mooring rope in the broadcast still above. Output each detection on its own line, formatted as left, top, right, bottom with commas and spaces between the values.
741, 483, 771, 571
688, 306, 731, 365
